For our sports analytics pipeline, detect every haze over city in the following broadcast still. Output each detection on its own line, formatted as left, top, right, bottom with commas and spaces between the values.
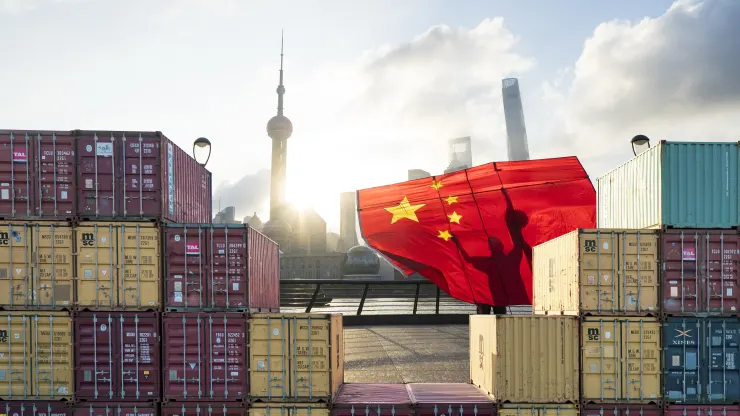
2, 0, 738, 232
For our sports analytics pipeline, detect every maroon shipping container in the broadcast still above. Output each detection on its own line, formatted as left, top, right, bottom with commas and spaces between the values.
74, 403, 158, 416
2, 402, 72, 416
75, 130, 211, 222
406, 383, 495, 416
161, 403, 246, 416
162, 312, 247, 401
582, 405, 661, 416
665, 406, 740, 416
164, 224, 248, 310
332, 384, 413, 416
662, 229, 740, 315
247, 226, 280, 312
75, 311, 160, 401
0, 130, 76, 219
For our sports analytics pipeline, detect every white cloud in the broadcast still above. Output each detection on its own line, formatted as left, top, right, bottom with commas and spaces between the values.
550, 0, 740, 177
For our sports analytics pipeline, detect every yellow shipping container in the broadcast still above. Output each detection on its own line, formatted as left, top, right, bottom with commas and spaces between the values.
469, 315, 579, 403
581, 317, 661, 403
249, 404, 329, 416
0, 311, 73, 400
0, 222, 74, 309
249, 313, 344, 402
75, 222, 160, 310
533, 229, 659, 316
499, 404, 579, 416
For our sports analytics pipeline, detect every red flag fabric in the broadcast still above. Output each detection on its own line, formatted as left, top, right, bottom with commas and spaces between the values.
356, 156, 596, 306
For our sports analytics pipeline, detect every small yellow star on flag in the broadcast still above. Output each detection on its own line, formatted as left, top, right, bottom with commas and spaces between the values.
448, 211, 462, 224
437, 230, 453, 241
445, 195, 458, 205
431, 180, 443, 191
384, 197, 426, 224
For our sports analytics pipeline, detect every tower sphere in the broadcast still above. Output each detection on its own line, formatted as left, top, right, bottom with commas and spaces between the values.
267, 115, 293, 140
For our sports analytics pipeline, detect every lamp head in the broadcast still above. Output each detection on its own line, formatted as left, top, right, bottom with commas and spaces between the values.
631, 134, 651, 156
193, 137, 212, 167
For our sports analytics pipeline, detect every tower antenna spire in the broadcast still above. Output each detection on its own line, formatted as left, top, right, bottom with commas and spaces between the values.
277, 29, 285, 116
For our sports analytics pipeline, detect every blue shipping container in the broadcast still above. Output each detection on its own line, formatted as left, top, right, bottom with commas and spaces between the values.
597, 141, 740, 229
664, 317, 740, 404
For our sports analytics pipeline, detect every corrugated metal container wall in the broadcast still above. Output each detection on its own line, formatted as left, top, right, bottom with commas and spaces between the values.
533, 229, 659, 316
662, 229, 740, 316
249, 313, 344, 402
2, 402, 73, 416
581, 317, 661, 403
247, 226, 280, 312
161, 403, 247, 416
162, 312, 247, 402
75, 130, 211, 222
498, 404, 578, 416
407, 383, 495, 416
581, 405, 661, 416
75, 222, 160, 310
73, 404, 158, 416
331, 383, 413, 416
74, 311, 160, 401
209, 224, 248, 310
164, 224, 208, 309
469, 315, 579, 403
250, 404, 329, 416
665, 405, 740, 416
0, 221, 74, 309
0, 311, 73, 400
664, 318, 740, 404
597, 141, 740, 229
0, 131, 76, 220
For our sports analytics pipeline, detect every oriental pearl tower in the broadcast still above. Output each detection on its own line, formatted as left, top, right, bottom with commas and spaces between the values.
261, 33, 293, 251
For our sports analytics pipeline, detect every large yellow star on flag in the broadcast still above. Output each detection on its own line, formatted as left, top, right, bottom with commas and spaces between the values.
448, 211, 462, 224
385, 197, 426, 224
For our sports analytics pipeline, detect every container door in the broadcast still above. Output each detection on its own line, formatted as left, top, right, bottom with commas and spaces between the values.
76, 224, 116, 309
581, 319, 620, 402
663, 231, 701, 315
621, 319, 660, 402
249, 315, 289, 399
0, 132, 33, 218
75, 313, 115, 399
121, 134, 162, 218
35, 132, 75, 218
0, 314, 30, 399
163, 314, 205, 400
663, 318, 701, 403
619, 232, 659, 314
165, 226, 206, 309
579, 231, 618, 313
210, 227, 248, 310
706, 319, 740, 403
290, 316, 331, 400
206, 313, 247, 400
118, 224, 160, 310
704, 232, 740, 314
76, 133, 117, 218
32, 313, 73, 399
0, 223, 32, 308
118, 312, 160, 400
31, 223, 73, 308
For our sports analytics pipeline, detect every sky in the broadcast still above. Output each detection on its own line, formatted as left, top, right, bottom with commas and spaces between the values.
2, 0, 739, 232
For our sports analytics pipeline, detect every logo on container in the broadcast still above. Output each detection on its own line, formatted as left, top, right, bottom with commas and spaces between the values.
12, 149, 27, 163
682, 247, 697, 261
0, 231, 21, 245
186, 242, 200, 255
81, 233, 95, 246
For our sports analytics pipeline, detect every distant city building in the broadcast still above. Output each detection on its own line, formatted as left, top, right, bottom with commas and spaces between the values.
338, 191, 359, 252
292, 208, 327, 254
326, 232, 340, 252
445, 136, 472, 174
408, 169, 431, 180
244, 212, 263, 231
502, 78, 530, 161
280, 252, 344, 280
213, 206, 238, 224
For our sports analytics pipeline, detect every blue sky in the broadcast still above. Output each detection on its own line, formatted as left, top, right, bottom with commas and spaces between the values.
2, 0, 737, 231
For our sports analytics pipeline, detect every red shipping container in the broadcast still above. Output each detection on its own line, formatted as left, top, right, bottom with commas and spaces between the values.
662, 229, 740, 315
247, 226, 280, 312
2, 402, 72, 416
582, 405, 661, 416
665, 406, 740, 416
161, 403, 246, 416
0, 130, 76, 220
406, 383, 494, 416
75, 311, 160, 401
162, 312, 247, 401
164, 224, 248, 311
332, 383, 413, 416
75, 130, 211, 222
74, 403, 158, 416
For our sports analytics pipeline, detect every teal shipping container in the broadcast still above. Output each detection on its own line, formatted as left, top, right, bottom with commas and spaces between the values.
597, 141, 740, 229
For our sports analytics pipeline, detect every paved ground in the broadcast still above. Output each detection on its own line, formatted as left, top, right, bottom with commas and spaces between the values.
343, 325, 470, 383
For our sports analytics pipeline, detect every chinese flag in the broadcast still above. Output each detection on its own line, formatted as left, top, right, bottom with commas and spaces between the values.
356, 156, 596, 306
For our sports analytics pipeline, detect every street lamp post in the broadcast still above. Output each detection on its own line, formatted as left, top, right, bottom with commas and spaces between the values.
631, 134, 651, 156
193, 137, 212, 167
